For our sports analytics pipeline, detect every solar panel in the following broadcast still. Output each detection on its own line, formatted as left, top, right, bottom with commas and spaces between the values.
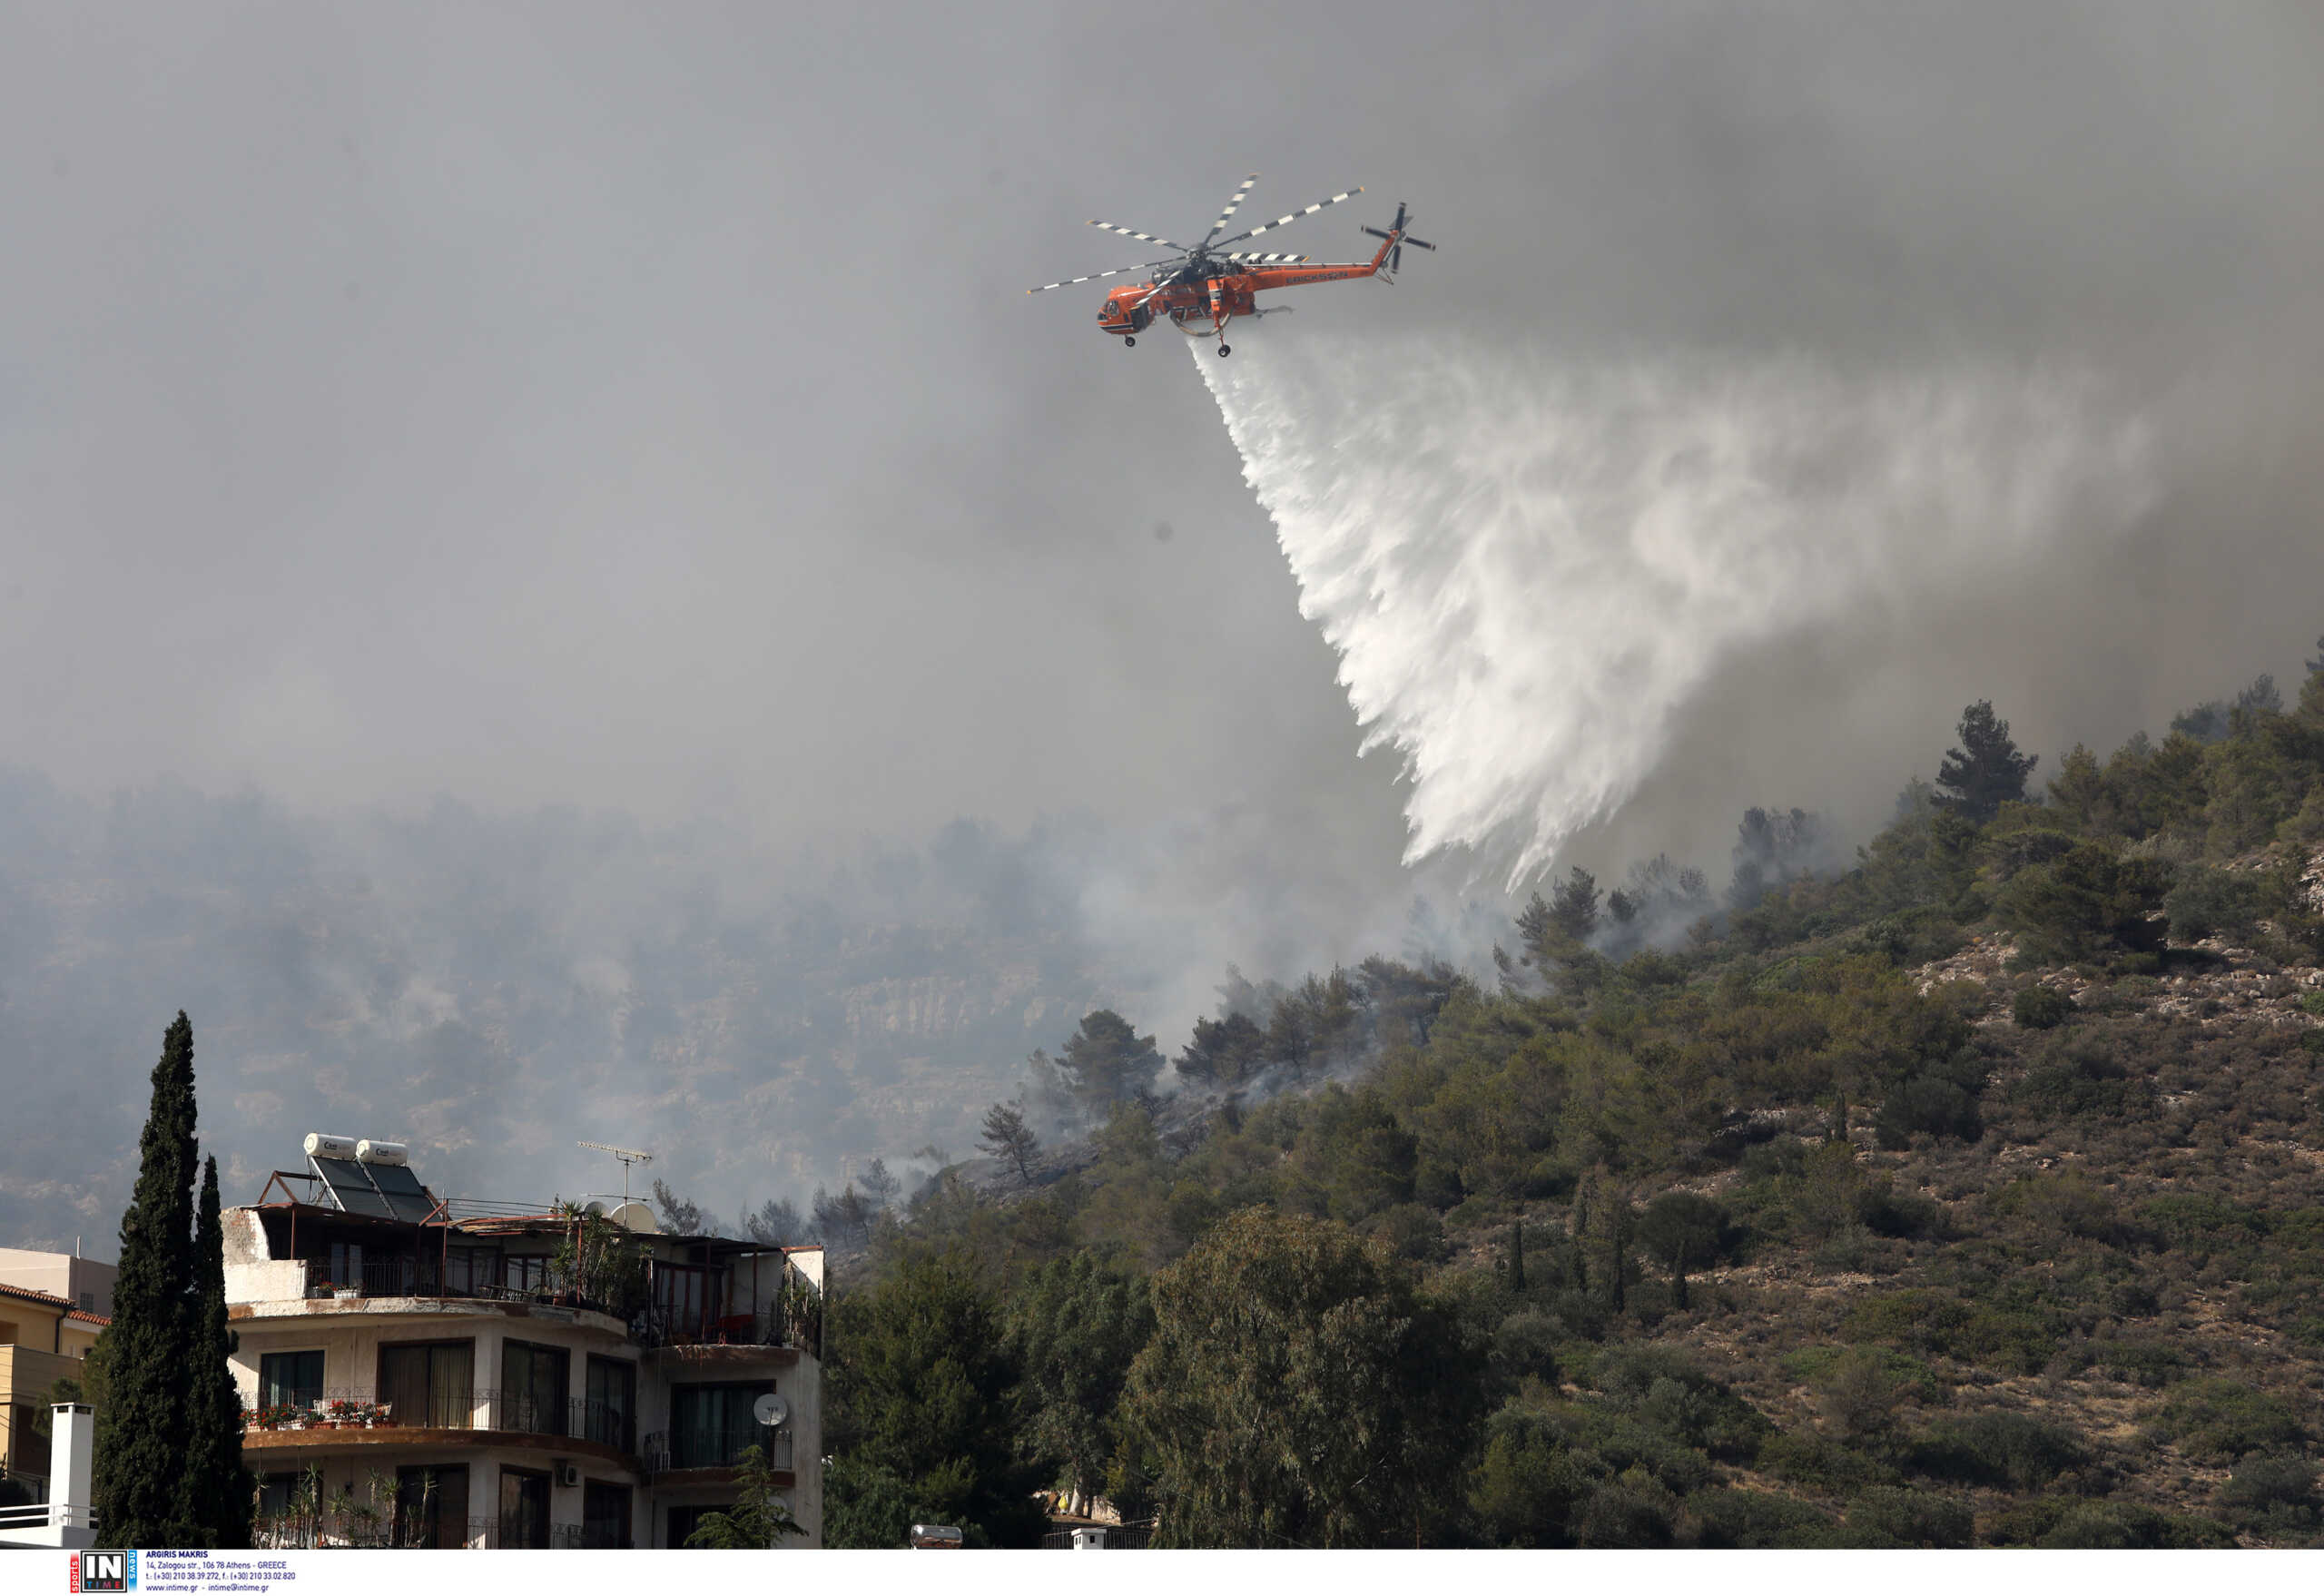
310, 1157, 396, 1220
367, 1161, 436, 1222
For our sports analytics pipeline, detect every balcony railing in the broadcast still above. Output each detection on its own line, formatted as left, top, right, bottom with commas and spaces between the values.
277, 1252, 822, 1358
642, 1422, 793, 1473
243, 1388, 636, 1453
253, 1512, 412, 1549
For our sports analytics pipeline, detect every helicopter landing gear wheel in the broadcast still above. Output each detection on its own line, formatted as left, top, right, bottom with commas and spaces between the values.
1216, 343, 1231, 357
1124, 336, 1135, 348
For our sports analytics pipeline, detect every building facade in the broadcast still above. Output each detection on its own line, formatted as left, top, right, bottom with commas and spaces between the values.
222, 1141, 822, 1549
0, 1250, 118, 1321
1, 1276, 107, 1502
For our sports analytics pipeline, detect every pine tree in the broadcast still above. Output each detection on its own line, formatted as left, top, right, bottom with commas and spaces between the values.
182, 1156, 252, 1546
95, 1012, 200, 1546
978, 1101, 1040, 1185
1935, 700, 2037, 823
1570, 1174, 1594, 1294
1600, 1181, 1630, 1315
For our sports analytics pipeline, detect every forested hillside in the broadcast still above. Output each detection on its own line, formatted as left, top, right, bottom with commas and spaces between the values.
803, 654, 2324, 1549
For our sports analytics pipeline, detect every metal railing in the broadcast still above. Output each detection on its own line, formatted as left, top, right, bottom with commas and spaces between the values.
252, 1512, 412, 1549
0, 1501, 96, 1534
1039, 1522, 1157, 1551
242, 1388, 635, 1452
276, 1253, 822, 1359
644, 1423, 793, 1473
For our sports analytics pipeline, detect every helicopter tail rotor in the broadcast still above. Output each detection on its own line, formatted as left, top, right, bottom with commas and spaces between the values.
1361, 202, 1436, 275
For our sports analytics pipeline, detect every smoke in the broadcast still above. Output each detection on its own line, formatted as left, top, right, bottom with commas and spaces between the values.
1198, 335, 2157, 890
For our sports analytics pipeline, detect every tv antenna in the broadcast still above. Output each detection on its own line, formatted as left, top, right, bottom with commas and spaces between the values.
576, 1140, 655, 1204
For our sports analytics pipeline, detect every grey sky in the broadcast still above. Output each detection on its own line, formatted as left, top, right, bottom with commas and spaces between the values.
5, 1, 2322, 892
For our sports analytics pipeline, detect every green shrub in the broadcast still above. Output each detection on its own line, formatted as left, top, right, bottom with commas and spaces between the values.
1874, 1071, 1985, 1148
2215, 1453, 2320, 1537
2013, 985, 2074, 1030
2149, 1379, 2309, 1463
1842, 1485, 1974, 1548
1842, 1289, 2060, 1374
1757, 1430, 1894, 1493
2299, 990, 2324, 1018
2162, 865, 2276, 944
1987, 1498, 2235, 1549
1689, 1489, 1842, 1549
1908, 1411, 2091, 1491
1999, 842, 2173, 964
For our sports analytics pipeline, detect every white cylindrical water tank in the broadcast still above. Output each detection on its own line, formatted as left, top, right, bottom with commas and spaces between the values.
356, 1139, 409, 1166
304, 1133, 359, 1159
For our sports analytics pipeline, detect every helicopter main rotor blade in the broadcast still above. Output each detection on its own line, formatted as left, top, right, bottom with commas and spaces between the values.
1204, 172, 1260, 244
1224, 251, 1310, 263
1213, 187, 1364, 248
1087, 220, 1192, 252
1027, 258, 1177, 294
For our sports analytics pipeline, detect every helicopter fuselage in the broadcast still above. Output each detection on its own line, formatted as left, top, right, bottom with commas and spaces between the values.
1096, 232, 1401, 341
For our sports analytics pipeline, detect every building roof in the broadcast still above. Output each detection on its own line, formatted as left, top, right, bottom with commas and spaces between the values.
66, 1309, 111, 1327
0, 1281, 76, 1314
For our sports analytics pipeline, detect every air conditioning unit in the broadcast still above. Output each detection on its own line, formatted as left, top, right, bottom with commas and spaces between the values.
556, 1462, 581, 1489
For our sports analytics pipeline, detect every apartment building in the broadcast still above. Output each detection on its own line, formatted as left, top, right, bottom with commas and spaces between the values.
223, 1135, 822, 1549
0, 1267, 109, 1502
0, 1249, 118, 1320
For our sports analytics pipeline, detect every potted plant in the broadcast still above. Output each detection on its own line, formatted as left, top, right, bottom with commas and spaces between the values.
371, 1401, 396, 1428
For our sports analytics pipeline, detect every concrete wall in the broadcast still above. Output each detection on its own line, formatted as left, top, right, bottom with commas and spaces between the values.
0, 1252, 117, 1318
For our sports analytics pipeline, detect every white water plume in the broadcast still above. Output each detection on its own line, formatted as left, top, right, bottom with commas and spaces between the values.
1198, 336, 2155, 889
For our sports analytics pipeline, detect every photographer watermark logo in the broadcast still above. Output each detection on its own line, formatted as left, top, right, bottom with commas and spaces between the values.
68, 1550, 136, 1591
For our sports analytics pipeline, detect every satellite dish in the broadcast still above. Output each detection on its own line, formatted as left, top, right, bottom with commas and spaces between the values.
585, 1200, 607, 1217
610, 1201, 658, 1234
753, 1394, 790, 1428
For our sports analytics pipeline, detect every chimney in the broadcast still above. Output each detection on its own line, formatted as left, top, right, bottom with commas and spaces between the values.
51, 1404, 94, 1537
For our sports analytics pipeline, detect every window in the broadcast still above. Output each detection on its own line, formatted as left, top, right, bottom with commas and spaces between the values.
499, 1340, 568, 1435
583, 1481, 633, 1549
378, 1341, 475, 1429
654, 1263, 709, 1336
504, 1256, 553, 1295
395, 1465, 468, 1549
666, 1502, 731, 1548
498, 1467, 551, 1549
669, 1384, 771, 1469
78, 1293, 94, 1312
11, 1404, 49, 1477
585, 1356, 635, 1452
259, 1350, 326, 1412
325, 1241, 363, 1289
0, 1321, 17, 1346
444, 1246, 499, 1296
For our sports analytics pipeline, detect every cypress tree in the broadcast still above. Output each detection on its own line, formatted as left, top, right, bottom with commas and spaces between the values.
182, 1156, 253, 1546
1507, 1218, 1527, 1295
95, 1012, 200, 1545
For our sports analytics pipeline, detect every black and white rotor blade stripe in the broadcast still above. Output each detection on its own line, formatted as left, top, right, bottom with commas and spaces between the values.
1224, 251, 1310, 263
1204, 173, 1259, 243
1214, 187, 1363, 247
1027, 259, 1174, 294
1087, 220, 1189, 251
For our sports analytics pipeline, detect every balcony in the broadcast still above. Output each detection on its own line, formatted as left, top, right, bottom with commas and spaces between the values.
265, 1257, 821, 1357
243, 1389, 636, 1459
642, 1422, 792, 1475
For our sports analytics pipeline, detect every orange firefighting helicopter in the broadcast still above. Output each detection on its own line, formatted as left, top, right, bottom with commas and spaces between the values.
1028, 173, 1435, 355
